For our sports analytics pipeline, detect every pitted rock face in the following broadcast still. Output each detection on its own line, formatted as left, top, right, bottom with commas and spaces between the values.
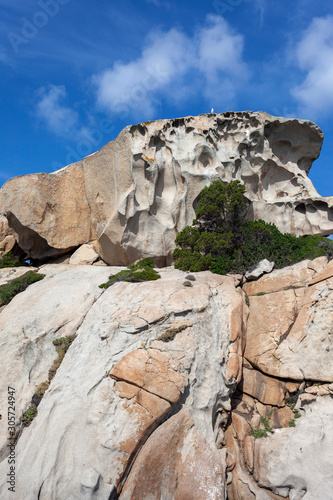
1, 111, 332, 263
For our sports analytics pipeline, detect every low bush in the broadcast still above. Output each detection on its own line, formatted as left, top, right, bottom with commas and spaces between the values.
0, 271, 45, 306
99, 258, 160, 289
0, 251, 26, 268
250, 428, 268, 439
173, 180, 333, 275
21, 404, 37, 427
250, 410, 273, 438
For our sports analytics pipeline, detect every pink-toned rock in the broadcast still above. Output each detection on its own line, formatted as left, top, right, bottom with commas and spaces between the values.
309, 258, 333, 285
0, 163, 91, 259
0, 214, 16, 256
114, 381, 170, 459
243, 260, 315, 295
241, 365, 287, 407
110, 348, 187, 404
244, 263, 333, 381
244, 288, 301, 373
243, 436, 255, 473
0, 235, 16, 256
119, 409, 225, 500
231, 412, 250, 444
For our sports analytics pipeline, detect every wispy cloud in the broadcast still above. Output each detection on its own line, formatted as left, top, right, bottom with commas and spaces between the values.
36, 84, 79, 136
197, 15, 248, 103
94, 15, 248, 120
254, 0, 265, 26
291, 15, 333, 119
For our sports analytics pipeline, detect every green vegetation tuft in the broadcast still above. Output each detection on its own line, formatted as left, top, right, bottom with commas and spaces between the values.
21, 404, 37, 427
260, 411, 273, 433
49, 335, 77, 381
29, 335, 77, 412
250, 428, 268, 439
99, 258, 160, 289
0, 271, 45, 306
250, 409, 273, 438
173, 180, 333, 275
0, 251, 26, 268
289, 419, 296, 427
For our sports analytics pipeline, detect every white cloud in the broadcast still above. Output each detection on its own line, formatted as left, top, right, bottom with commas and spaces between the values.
197, 15, 248, 103
94, 15, 248, 119
291, 16, 333, 118
36, 84, 79, 136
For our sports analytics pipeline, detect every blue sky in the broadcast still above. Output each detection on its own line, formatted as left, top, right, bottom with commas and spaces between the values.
1, 0, 333, 196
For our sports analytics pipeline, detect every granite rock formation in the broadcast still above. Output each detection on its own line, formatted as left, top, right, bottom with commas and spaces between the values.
1, 258, 333, 498
1, 111, 333, 264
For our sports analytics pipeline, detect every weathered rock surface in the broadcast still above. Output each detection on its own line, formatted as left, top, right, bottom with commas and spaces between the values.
69, 243, 99, 265
0, 266, 245, 499
1, 112, 333, 263
244, 256, 333, 381
1, 258, 333, 499
120, 408, 226, 500
0, 163, 91, 259
254, 397, 333, 499
0, 214, 16, 256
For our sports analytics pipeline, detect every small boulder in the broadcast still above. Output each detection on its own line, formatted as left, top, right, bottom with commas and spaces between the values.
69, 244, 99, 266
245, 259, 274, 281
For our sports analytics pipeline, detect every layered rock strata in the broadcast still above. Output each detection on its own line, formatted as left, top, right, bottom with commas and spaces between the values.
1, 111, 332, 264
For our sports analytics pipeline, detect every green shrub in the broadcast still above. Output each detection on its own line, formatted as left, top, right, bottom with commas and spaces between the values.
0, 271, 45, 306
250, 428, 268, 439
99, 258, 160, 289
260, 412, 273, 433
0, 251, 26, 268
289, 419, 296, 427
173, 180, 333, 275
21, 404, 37, 427
250, 409, 273, 438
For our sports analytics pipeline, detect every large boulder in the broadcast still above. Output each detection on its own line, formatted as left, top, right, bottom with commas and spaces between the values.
0, 112, 332, 263
0, 163, 91, 260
